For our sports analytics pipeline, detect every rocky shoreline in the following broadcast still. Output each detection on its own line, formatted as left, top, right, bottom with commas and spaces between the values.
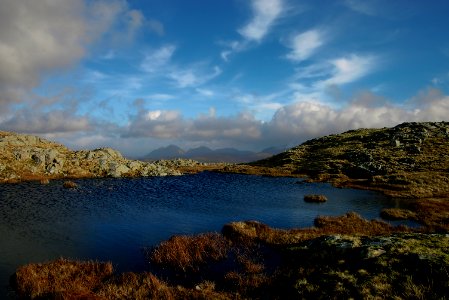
0, 131, 208, 183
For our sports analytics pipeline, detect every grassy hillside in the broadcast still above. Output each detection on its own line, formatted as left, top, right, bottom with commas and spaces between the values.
253, 122, 449, 198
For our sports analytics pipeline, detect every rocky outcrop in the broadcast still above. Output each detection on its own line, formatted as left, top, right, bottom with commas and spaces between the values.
254, 122, 449, 198
0, 131, 198, 182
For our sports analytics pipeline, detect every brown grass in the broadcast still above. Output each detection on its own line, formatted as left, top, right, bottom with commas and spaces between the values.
13, 258, 113, 299
222, 213, 412, 246
409, 198, 449, 231
380, 208, 417, 220
13, 260, 235, 300
149, 233, 230, 272
313, 212, 410, 236
380, 198, 449, 232
96, 272, 174, 299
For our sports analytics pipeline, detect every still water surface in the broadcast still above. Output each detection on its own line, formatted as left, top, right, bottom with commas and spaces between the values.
0, 172, 407, 295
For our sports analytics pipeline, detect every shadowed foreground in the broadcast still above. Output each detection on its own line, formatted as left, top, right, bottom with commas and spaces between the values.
12, 213, 449, 299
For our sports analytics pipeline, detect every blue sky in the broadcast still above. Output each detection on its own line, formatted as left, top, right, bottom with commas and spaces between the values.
1, 0, 449, 157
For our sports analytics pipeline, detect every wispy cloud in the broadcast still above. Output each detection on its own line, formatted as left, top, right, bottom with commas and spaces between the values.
147, 93, 175, 101
141, 45, 176, 72
344, 0, 378, 16
148, 18, 165, 36
196, 88, 214, 97
221, 0, 285, 62
286, 29, 325, 62
343, 0, 418, 20
169, 66, 222, 88
324, 54, 378, 85
238, 0, 284, 42
295, 54, 378, 88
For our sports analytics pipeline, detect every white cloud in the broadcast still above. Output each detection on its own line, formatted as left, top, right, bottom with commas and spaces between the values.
344, 0, 378, 16
123, 109, 263, 143
286, 29, 325, 62
324, 54, 377, 85
0, 0, 85, 104
264, 91, 449, 145
220, 0, 284, 62
0, 0, 143, 109
119, 89, 449, 153
343, 0, 418, 20
145, 110, 179, 122
196, 88, 215, 97
147, 93, 175, 101
141, 45, 176, 72
1, 109, 91, 134
169, 66, 222, 88
127, 10, 144, 31
219, 40, 246, 62
294, 54, 378, 90
238, 0, 284, 42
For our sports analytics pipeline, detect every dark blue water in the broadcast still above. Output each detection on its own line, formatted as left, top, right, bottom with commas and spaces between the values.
0, 172, 408, 296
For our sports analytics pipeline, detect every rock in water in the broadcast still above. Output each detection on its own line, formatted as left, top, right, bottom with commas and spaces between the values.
304, 194, 327, 203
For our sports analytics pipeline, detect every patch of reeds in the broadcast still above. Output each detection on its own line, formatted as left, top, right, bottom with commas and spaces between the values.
149, 233, 230, 273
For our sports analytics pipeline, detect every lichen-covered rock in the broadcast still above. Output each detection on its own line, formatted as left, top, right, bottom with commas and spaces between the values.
108, 162, 130, 178
280, 233, 449, 299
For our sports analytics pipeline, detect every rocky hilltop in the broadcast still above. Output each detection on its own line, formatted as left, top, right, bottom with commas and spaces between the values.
0, 131, 202, 183
253, 121, 449, 198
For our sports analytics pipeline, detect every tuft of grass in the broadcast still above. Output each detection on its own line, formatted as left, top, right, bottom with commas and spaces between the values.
40, 178, 50, 185
63, 180, 78, 189
13, 258, 113, 299
149, 233, 230, 273
97, 272, 174, 300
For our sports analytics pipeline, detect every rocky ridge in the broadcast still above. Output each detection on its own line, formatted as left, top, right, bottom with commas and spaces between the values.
0, 131, 202, 182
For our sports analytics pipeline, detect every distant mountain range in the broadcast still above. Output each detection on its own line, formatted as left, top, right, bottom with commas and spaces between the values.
142, 145, 284, 163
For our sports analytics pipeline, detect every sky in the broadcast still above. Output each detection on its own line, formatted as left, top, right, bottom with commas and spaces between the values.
1, 0, 449, 157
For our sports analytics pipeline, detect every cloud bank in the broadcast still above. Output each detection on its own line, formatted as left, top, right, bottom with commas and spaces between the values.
120, 89, 449, 151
